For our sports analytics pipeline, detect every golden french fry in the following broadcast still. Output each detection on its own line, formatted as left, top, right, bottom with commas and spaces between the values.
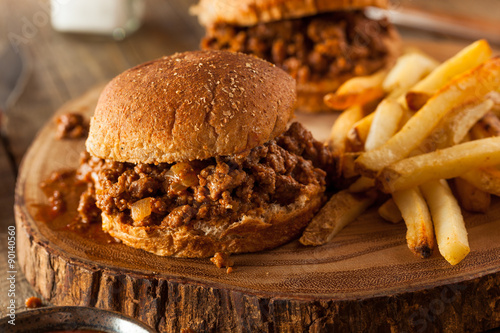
328, 105, 364, 177
356, 57, 500, 177
348, 176, 375, 193
470, 111, 500, 139
459, 167, 500, 197
392, 187, 434, 258
493, 105, 500, 118
383, 52, 439, 99
341, 152, 362, 179
440, 99, 494, 146
328, 105, 364, 150
346, 132, 365, 153
378, 198, 402, 224
378, 137, 500, 193
420, 179, 470, 265
404, 91, 433, 113
364, 99, 404, 151
300, 189, 378, 246
489, 91, 500, 117
453, 177, 491, 213
324, 69, 387, 110
482, 111, 500, 136
417, 98, 494, 153
346, 112, 375, 151
403, 39, 492, 111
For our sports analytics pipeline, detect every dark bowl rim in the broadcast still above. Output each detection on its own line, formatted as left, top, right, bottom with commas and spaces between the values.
0, 305, 157, 333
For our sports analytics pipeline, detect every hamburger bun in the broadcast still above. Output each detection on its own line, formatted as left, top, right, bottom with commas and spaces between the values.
86, 50, 296, 164
101, 183, 324, 257
193, 0, 401, 113
191, 0, 389, 27
85, 50, 330, 258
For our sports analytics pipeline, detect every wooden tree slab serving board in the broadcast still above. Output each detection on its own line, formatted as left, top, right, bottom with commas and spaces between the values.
16, 40, 500, 333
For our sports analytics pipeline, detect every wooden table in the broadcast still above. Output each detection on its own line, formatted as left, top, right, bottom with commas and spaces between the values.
2, 0, 500, 331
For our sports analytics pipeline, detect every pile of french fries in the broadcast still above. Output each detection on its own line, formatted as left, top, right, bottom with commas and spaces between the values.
300, 39, 500, 266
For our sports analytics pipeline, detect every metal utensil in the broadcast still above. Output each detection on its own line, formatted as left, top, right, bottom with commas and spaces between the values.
367, 6, 500, 46
0, 42, 30, 176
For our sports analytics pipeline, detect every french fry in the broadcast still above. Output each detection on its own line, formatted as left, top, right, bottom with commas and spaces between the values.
356, 57, 500, 177
420, 179, 470, 265
383, 52, 439, 99
438, 99, 493, 147
378, 198, 402, 224
392, 187, 434, 258
364, 99, 405, 151
417, 98, 494, 153
320, 39, 500, 266
493, 105, 500, 118
347, 112, 376, 152
489, 91, 500, 117
324, 69, 387, 110
453, 177, 491, 213
405, 91, 433, 112
328, 105, 364, 151
328, 105, 364, 177
470, 111, 500, 139
459, 167, 500, 197
403, 39, 492, 111
378, 136, 500, 193
348, 176, 375, 193
299, 189, 378, 246
341, 151, 362, 179
481, 111, 500, 136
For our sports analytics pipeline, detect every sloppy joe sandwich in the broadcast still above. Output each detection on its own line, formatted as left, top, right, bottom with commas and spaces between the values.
191, 0, 401, 113
78, 50, 333, 258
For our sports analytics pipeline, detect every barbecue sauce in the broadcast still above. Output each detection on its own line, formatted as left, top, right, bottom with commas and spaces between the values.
34, 169, 119, 244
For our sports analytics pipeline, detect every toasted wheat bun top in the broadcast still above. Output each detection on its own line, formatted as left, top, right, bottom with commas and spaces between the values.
191, 0, 388, 27
86, 50, 296, 164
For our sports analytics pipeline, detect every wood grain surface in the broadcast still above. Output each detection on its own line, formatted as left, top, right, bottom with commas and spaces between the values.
15, 40, 500, 332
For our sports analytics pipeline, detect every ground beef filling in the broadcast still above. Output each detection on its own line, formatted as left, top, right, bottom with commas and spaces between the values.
201, 10, 393, 85
77, 122, 331, 228
55, 113, 89, 140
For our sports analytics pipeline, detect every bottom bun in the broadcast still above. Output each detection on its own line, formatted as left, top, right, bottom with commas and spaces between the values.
295, 75, 351, 113
102, 185, 325, 258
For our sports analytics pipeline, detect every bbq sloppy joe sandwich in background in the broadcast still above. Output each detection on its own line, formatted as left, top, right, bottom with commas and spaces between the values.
78, 50, 334, 258
191, 0, 401, 113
